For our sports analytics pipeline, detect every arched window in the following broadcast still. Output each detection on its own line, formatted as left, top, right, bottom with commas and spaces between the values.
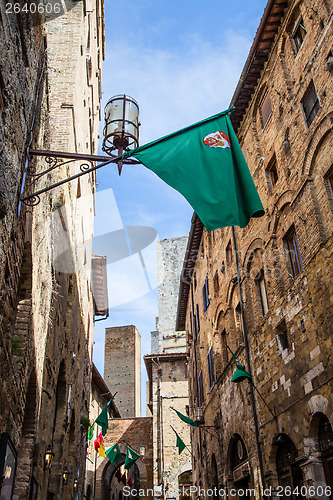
318, 415, 333, 491
276, 434, 303, 498
229, 434, 251, 499
211, 454, 219, 499
179, 470, 193, 500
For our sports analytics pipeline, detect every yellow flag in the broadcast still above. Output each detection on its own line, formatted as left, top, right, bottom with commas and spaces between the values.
99, 443, 106, 458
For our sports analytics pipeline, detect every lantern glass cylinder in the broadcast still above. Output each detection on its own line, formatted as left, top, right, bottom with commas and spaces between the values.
103, 95, 139, 156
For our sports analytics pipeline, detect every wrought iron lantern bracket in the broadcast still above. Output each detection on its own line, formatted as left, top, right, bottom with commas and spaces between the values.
20, 148, 139, 206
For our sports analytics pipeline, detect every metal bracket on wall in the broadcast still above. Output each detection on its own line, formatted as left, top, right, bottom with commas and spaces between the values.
19, 148, 139, 206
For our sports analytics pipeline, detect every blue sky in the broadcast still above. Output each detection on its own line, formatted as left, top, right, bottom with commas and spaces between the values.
92, 0, 268, 414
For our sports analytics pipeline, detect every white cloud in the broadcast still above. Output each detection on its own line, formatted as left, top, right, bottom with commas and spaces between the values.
102, 30, 252, 144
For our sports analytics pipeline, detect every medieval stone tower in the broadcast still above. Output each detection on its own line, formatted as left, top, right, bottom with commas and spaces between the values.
104, 325, 141, 417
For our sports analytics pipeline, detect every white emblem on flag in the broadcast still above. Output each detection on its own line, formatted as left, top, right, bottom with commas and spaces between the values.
203, 131, 231, 149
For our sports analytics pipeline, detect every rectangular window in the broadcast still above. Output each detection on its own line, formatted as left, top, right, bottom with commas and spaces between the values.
198, 370, 204, 406
284, 226, 303, 277
221, 329, 228, 367
190, 311, 193, 336
255, 270, 269, 316
195, 304, 200, 333
226, 241, 233, 266
235, 303, 242, 332
202, 276, 210, 313
292, 17, 306, 54
276, 319, 289, 352
327, 171, 333, 197
207, 347, 215, 389
260, 92, 272, 129
266, 155, 279, 188
192, 310, 197, 342
324, 167, 333, 212
302, 82, 320, 127
213, 271, 219, 297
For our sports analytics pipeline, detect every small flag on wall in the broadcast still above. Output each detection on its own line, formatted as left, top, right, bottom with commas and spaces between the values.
124, 445, 140, 470
95, 397, 114, 436
171, 426, 186, 455
99, 443, 106, 458
106, 444, 123, 464
87, 424, 94, 441
171, 407, 198, 427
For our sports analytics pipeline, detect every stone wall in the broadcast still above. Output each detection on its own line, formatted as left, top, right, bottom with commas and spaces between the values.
0, 0, 104, 498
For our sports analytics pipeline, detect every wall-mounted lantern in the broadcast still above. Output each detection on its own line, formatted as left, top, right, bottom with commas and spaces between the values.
43, 445, 54, 471
62, 466, 70, 485
102, 95, 139, 163
73, 478, 79, 492
20, 95, 140, 206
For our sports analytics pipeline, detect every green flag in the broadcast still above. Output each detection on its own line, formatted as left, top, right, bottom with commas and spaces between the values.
106, 444, 123, 464
96, 397, 114, 436
171, 426, 186, 455
87, 423, 94, 441
124, 445, 140, 470
227, 345, 252, 382
124, 108, 264, 231
171, 407, 198, 427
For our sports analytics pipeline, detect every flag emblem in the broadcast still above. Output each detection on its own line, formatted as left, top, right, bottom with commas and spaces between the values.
203, 131, 230, 149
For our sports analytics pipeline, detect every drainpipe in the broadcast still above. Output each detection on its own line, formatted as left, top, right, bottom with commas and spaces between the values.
232, 227, 266, 494
188, 280, 203, 496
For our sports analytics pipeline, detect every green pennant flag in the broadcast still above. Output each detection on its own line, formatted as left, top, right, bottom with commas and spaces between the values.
171, 407, 198, 427
124, 108, 264, 231
124, 445, 140, 470
106, 444, 123, 464
171, 426, 186, 455
87, 423, 94, 441
227, 346, 252, 382
96, 397, 114, 436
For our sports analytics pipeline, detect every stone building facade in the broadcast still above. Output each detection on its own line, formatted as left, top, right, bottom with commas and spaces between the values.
85, 364, 121, 499
145, 237, 192, 500
157, 237, 188, 353
0, 0, 104, 498
95, 417, 153, 500
105, 325, 142, 418
176, 0, 333, 498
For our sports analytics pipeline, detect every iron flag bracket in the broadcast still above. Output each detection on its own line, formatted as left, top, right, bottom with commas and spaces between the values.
19, 148, 139, 206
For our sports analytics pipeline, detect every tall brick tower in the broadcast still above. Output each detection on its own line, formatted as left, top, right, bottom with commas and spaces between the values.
104, 325, 141, 417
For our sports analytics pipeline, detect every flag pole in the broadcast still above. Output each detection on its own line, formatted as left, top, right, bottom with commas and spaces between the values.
252, 383, 276, 419
87, 392, 117, 436
231, 226, 266, 493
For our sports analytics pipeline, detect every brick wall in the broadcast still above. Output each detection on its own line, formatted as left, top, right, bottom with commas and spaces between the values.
105, 325, 141, 417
